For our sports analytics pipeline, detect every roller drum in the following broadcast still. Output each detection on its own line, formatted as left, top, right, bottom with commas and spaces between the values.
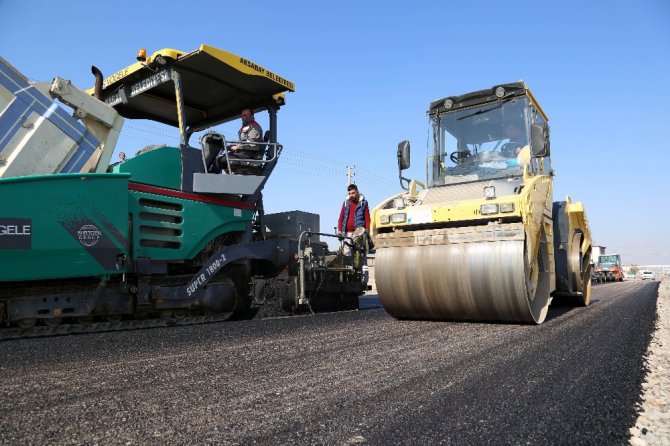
376, 226, 550, 324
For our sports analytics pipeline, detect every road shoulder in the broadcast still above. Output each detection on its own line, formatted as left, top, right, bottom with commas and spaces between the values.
630, 277, 669, 445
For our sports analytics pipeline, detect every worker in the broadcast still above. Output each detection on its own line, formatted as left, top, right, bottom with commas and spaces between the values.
230, 108, 263, 160
218, 108, 264, 174
337, 184, 370, 256
501, 122, 527, 157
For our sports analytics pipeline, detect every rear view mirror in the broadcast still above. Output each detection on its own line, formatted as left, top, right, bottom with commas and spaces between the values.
397, 140, 410, 170
530, 123, 550, 157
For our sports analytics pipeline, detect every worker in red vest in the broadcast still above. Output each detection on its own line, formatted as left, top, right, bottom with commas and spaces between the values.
337, 184, 370, 256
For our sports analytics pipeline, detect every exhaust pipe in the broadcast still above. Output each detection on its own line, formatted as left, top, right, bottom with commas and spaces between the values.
91, 66, 103, 99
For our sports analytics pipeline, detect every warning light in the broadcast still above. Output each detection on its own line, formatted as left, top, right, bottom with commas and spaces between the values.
137, 48, 147, 62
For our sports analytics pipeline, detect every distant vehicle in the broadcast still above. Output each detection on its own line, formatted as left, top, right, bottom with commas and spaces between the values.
641, 271, 655, 280
593, 254, 624, 282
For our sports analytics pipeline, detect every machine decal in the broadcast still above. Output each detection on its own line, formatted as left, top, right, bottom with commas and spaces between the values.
104, 70, 171, 107
238, 57, 295, 91
128, 182, 255, 210
77, 224, 102, 247
103, 67, 131, 89
0, 218, 32, 249
180, 238, 288, 300
59, 219, 120, 270
186, 252, 228, 297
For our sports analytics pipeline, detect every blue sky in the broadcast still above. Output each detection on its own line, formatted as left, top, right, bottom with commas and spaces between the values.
2, 0, 669, 265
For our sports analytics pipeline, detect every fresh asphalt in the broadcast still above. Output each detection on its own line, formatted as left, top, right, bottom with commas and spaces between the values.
0, 280, 658, 445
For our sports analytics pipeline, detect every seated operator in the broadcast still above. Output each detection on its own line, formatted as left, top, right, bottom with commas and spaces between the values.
219, 108, 264, 174
455, 140, 471, 162
230, 108, 263, 158
500, 123, 528, 157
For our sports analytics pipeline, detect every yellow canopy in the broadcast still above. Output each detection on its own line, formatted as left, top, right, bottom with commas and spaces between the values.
90, 44, 294, 130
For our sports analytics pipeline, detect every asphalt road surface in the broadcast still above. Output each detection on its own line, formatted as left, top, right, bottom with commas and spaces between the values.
0, 280, 659, 445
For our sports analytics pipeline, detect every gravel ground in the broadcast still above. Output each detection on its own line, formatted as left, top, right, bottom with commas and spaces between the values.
630, 277, 670, 445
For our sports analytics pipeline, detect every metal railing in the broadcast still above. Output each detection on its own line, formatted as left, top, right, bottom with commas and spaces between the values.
199, 132, 283, 175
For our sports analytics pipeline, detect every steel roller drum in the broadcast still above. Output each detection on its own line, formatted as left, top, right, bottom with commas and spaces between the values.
376, 227, 551, 324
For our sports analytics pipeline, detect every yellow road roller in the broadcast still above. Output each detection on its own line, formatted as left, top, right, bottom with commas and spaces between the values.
371, 82, 592, 324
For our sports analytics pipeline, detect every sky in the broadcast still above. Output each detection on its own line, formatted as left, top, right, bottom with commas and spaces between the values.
1, 0, 669, 265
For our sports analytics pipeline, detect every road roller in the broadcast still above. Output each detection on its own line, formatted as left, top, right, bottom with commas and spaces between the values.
370, 82, 592, 324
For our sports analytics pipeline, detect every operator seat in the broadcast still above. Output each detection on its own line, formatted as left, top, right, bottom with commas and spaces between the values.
262, 130, 272, 160
201, 132, 225, 173
234, 132, 267, 175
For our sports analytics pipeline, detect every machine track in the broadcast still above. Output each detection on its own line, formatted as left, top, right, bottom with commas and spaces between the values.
0, 275, 360, 341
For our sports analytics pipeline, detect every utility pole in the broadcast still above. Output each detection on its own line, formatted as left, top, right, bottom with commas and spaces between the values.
346, 164, 355, 186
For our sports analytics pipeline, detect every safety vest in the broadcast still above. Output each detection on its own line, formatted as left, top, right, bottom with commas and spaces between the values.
342, 197, 368, 231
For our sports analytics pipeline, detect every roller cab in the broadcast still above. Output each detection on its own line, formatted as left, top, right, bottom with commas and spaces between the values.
372, 83, 592, 324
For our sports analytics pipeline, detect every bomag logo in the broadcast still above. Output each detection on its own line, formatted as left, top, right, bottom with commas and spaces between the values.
77, 224, 102, 247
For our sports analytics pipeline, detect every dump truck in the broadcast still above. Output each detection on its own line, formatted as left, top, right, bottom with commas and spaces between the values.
594, 254, 624, 282
371, 82, 592, 324
0, 45, 366, 339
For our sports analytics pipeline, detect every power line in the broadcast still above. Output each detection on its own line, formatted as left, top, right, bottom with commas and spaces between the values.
117, 124, 398, 190
283, 147, 396, 188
